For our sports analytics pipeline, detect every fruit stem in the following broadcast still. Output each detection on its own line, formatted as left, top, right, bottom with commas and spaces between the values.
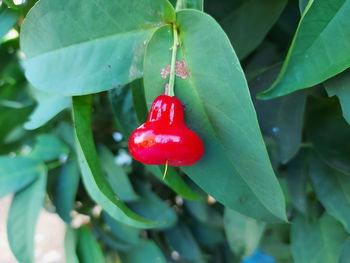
163, 160, 169, 180
167, 23, 179, 97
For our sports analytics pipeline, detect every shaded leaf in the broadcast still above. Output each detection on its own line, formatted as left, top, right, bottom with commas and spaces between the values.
165, 223, 202, 261
77, 225, 104, 263
250, 65, 306, 164
224, 208, 266, 259
144, 11, 286, 222
55, 160, 80, 223
28, 133, 70, 161
0, 156, 42, 198
324, 68, 350, 124
120, 241, 166, 263
175, 0, 203, 11
20, 0, 175, 95
339, 238, 350, 263
98, 145, 139, 202
129, 181, 177, 229
72, 95, 160, 228
185, 199, 223, 227
310, 157, 350, 233
7, 166, 47, 263
220, 0, 287, 59
291, 213, 347, 263
259, 0, 350, 98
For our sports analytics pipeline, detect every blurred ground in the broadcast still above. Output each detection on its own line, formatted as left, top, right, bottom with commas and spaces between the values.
0, 196, 65, 263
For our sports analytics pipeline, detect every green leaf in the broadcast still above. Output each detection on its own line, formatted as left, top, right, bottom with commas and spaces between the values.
305, 96, 350, 173
250, 65, 306, 164
144, 11, 286, 222
130, 78, 148, 124
77, 225, 104, 263
0, 7, 17, 41
64, 226, 80, 263
0, 156, 42, 198
109, 84, 141, 139
285, 151, 309, 215
310, 157, 350, 233
20, 0, 175, 96
24, 93, 71, 130
72, 95, 161, 228
340, 238, 350, 263
299, 0, 309, 13
120, 241, 166, 263
324, 68, 350, 124
129, 181, 177, 229
145, 165, 200, 200
224, 208, 266, 259
28, 134, 70, 161
291, 213, 348, 263
0, 102, 33, 141
7, 166, 47, 263
184, 199, 223, 227
103, 212, 140, 245
55, 160, 80, 223
98, 144, 139, 202
165, 223, 202, 261
220, 0, 287, 59
259, 0, 350, 98
175, 0, 203, 11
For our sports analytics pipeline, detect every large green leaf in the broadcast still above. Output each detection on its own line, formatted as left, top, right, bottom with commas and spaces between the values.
55, 160, 80, 223
28, 133, 70, 161
340, 238, 350, 263
20, 0, 175, 95
291, 213, 348, 263
224, 208, 266, 259
324, 68, 350, 124
144, 11, 286, 222
310, 157, 350, 233
220, 0, 287, 59
7, 166, 47, 263
64, 227, 80, 263
249, 65, 306, 164
184, 199, 223, 227
98, 145, 139, 202
77, 225, 104, 263
0, 156, 43, 198
24, 93, 71, 130
72, 95, 160, 228
0, 7, 17, 41
259, 0, 350, 98
120, 241, 166, 263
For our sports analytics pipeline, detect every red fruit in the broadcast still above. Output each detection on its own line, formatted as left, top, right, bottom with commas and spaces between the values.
129, 95, 204, 167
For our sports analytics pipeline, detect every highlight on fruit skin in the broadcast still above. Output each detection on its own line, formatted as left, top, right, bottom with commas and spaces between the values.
128, 95, 204, 167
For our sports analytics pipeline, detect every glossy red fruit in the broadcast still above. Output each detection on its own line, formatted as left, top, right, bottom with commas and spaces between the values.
129, 95, 204, 167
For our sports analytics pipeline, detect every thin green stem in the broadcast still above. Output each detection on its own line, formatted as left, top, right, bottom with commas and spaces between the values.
168, 23, 179, 97
46, 160, 63, 171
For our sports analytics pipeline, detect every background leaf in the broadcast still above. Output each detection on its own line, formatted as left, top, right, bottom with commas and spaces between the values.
0, 7, 17, 41
20, 0, 175, 95
291, 213, 348, 263
224, 208, 266, 259
0, 156, 42, 198
220, 0, 287, 59
260, 0, 350, 98
310, 157, 350, 233
324, 68, 350, 124
64, 226, 80, 263
7, 166, 47, 263
120, 241, 166, 263
144, 11, 286, 222
77, 225, 104, 263
54, 159, 80, 223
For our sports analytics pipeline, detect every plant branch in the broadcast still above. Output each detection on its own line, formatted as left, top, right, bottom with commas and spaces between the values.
168, 23, 179, 97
